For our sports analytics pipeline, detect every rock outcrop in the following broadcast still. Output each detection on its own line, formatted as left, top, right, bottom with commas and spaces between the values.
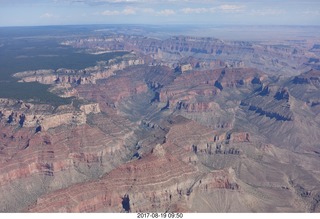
1, 32, 320, 213
0, 99, 96, 131
292, 69, 320, 87
13, 56, 144, 87
62, 35, 310, 76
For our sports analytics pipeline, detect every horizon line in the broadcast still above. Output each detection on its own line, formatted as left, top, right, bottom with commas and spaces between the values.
1, 23, 320, 28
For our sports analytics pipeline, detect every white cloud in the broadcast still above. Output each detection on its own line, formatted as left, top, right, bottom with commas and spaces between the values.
101, 7, 136, 15
181, 7, 214, 14
180, 5, 245, 14
218, 4, 245, 13
101, 10, 120, 15
99, 7, 179, 17
251, 9, 286, 16
157, 9, 175, 16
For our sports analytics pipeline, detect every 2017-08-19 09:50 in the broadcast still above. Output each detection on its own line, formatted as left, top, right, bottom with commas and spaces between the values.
137, 213, 183, 218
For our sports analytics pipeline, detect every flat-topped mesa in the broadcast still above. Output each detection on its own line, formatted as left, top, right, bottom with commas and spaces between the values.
95, 31, 315, 59
0, 99, 100, 131
64, 35, 310, 77
61, 35, 250, 59
61, 35, 228, 55
40, 112, 87, 131
173, 60, 238, 73
13, 57, 144, 85
13, 69, 55, 78
1, 109, 86, 131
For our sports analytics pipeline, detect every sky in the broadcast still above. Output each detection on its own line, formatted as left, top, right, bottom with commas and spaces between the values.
0, 0, 319, 27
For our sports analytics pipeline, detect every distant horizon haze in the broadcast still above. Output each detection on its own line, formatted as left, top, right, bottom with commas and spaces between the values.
0, 0, 319, 27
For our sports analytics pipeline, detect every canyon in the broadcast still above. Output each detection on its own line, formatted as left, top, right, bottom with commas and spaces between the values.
0, 28, 320, 213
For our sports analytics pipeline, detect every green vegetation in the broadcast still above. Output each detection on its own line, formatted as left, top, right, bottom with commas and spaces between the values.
0, 30, 128, 106
0, 82, 73, 106
0, 38, 128, 81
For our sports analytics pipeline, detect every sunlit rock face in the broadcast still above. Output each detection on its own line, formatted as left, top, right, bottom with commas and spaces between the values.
1, 32, 320, 213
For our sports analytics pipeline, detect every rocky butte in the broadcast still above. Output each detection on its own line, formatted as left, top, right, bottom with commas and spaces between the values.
0, 30, 320, 213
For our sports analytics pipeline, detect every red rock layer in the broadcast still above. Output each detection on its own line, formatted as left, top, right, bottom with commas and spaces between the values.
27, 141, 238, 212
160, 67, 266, 112
0, 120, 133, 188
23, 115, 244, 213
27, 148, 196, 212
76, 65, 174, 112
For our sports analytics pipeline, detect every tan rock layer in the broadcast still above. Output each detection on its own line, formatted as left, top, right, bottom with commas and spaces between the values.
27, 146, 237, 213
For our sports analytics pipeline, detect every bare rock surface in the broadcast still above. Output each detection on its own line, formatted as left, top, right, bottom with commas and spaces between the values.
1, 34, 320, 213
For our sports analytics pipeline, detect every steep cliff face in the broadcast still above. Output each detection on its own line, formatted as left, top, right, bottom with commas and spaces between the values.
62, 35, 311, 76
159, 68, 267, 131
24, 113, 320, 213
76, 65, 175, 112
159, 67, 266, 117
13, 57, 144, 86
27, 149, 199, 212
26, 117, 246, 213
238, 70, 320, 152
292, 69, 320, 87
0, 101, 140, 212
240, 85, 293, 122
0, 99, 102, 131
2, 60, 320, 213
0, 124, 137, 210
1, 32, 320, 213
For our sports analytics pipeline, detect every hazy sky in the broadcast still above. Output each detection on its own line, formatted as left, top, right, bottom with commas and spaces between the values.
0, 0, 319, 27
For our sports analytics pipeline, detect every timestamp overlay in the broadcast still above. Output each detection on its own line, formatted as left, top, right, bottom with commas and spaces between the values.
7, 213, 317, 219
137, 213, 183, 218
